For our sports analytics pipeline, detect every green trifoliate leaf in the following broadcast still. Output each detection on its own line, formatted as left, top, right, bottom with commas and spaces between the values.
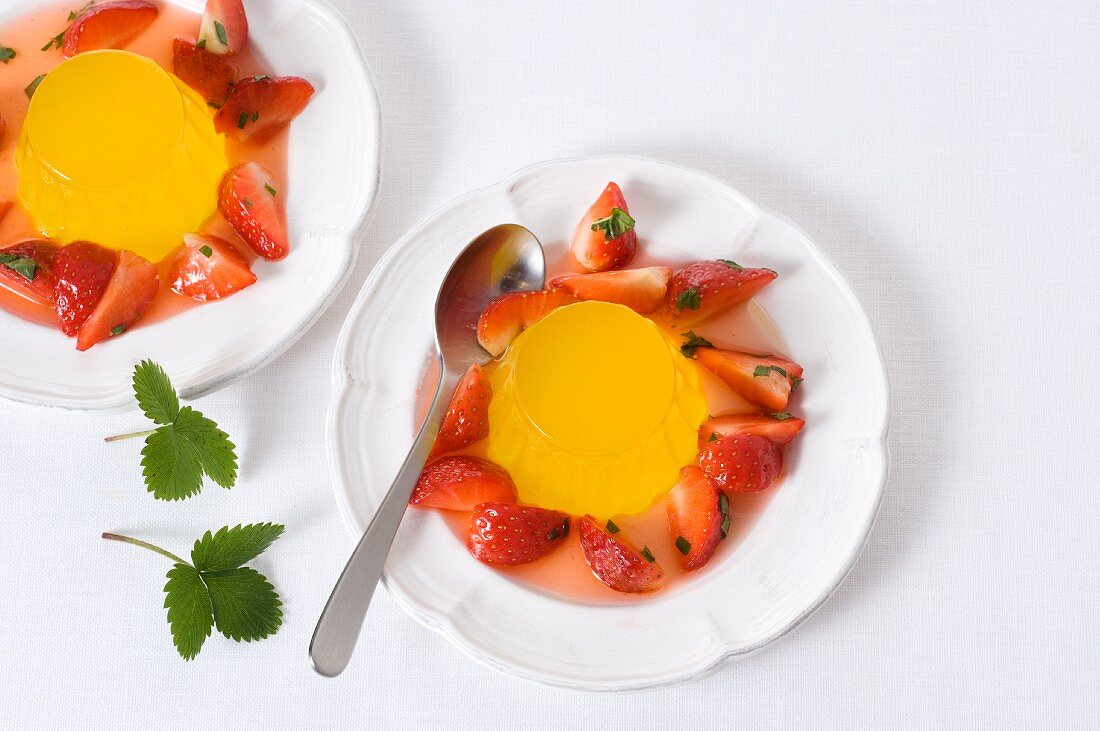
164, 564, 213, 661
174, 407, 237, 489
142, 424, 205, 501
132, 359, 180, 424
204, 567, 283, 642
191, 523, 285, 572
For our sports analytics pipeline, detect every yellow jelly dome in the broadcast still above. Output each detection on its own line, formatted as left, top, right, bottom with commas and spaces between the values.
486, 301, 708, 518
16, 50, 228, 261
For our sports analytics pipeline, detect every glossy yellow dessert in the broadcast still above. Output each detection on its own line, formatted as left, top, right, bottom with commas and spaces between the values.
486, 301, 708, 517
16, 50, 228, 261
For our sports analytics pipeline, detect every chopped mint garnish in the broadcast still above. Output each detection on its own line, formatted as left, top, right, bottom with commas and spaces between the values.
24, 74, 45, 98
0, 253, 37, 281
791, 376, 803, 392
237, 111, 248, 129
606, 519, 620, 534
675, 536, 691, 555
0, 46, 15, 64
199, 245, 213, 258
753, 365, 787, 378
214, 20, 228, 45
264, 183, 277, 196
719, 259, 743, 269
718, 493, 729, 515
243, 198, 253, 208
111, 324, 127, 336
675, 287, 701, 311
640, 546, 655, 563
679, 330, 713, 358
707, 432, 719, 443
196, 38, 207, 49
720, 516, 731, 538
589, 207, 635, 240
771, 412, 793, 421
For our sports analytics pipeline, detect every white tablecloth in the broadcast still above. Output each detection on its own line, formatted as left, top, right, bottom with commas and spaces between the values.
2, 0, 1097, 727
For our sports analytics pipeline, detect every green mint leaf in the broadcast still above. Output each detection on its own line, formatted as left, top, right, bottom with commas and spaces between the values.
196, 38, 206, 49
720, 516, 731, 538
771, 365, 787, 377
791, 376, 803, 392
173, 406, 238, 489
142, 425, 205, 501
164, 564, 213, 660
718, 493, 729, 515
237, 111, 248, 129
675, 287, 701, 311
771, 412, 793, 421
589, 207, 635, 240
1, 256, 37, 280
110, 324, 127, 336
192, 523, 285, 572
679, 330, 713, 358
24, 74, 45, 98
214, 20, 228, 45
606, 519, 620, 534
68, 2, 93, 22
640, 546, 655, 563
753, 364, 787, 378
675, 536, 691, 555
133, 360, 180, 424
719, 259, 743, 269
243, 197, 253, 208
199, 245, 213, 257
250, 112, 259, 122
707, 432, 719, 443
204, 567, 283, 642
264, 183, 277, 196
0, 46, 15, 63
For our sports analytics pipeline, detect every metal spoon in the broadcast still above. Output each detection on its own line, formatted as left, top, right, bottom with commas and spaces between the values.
310, 223, 546, 677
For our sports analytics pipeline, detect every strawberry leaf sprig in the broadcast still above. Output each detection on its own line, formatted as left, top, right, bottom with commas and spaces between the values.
106, 360, 238, 501
103, 524, 284, 659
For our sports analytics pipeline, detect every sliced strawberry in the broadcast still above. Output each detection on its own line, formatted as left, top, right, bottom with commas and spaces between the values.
549, 266, 671, 314
76, 250, 158, 350
569, 182, 638, 272
475, 290, 580, 358
667, 465, 726, 571
665, 259, 777, 327
54, 242, 118, 336
62, 0, 159, 58
697, 433, 782, 494
432, 364, 492, 456
0, 240, 59, 307
214, 75, 314, 143
695, 347, 803, 412
172, 37, 236, 105
467, 503, 570, 566
476, 289, 578, 357
577, 515, 665, 593
218, 162, 287, 260
198, 0, 248, 55
169, 233, 256, 302
411, 456, 516, 512
699, 412, 805, 448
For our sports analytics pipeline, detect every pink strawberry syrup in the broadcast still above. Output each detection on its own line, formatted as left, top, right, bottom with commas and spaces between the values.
412, 246, 795, 604
0, 0, 291, 332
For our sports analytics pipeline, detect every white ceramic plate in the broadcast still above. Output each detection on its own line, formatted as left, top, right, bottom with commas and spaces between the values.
329, 156, 889, 690
0, 0, 380, 411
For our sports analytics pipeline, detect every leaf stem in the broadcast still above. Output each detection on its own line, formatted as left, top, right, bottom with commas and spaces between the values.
104, 428, 156, 443
101, 533, 189, 565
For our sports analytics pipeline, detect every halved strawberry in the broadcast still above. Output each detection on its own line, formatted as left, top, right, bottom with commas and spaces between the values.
54, 241, 118, 336
549, 266, 671, 314
172, 37, 236, 105
578, 515, 665, 593
697, 433, 782, 494
432, 364, 492, 456
476, 289, 578, 357
569, 182, 637, 272
62, 0, 159, 58
0, 240, 59, 307
698, 412, 805, 448
667, 465, 726, 571
198, 0, 248, 55
214, 75, 314, 143
218, 162, 287, 260
169, 233, 256, 302
411, 456, 516, 512
467, 503, 570, 566
695, 347, 803, 412
665, 260, 777, 327
76, 250, 158, 350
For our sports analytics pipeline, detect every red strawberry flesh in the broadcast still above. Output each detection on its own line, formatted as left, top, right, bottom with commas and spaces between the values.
695, 347, 804, 412
169, 233, 256, 302
198, 0, 248, 55
549, 266, 671, 314
53, 241, 117, 336
214, 75, 314, 143
467, 503, 570, 566
667, 465, 725, 570
76, 250, 158, 350
569, 182, 637, 272
432, 364, 492, 456
697, 433, 782, 494
699, 412, 805, 448
172, 37, 237, 105
62, 0, 159, 58
665, 260, 777, 327
577, 515, 665, 593
218, 162, 288, 261
411, 456, 517, 512
476, 289, 579, 357
0, 239, 59, 307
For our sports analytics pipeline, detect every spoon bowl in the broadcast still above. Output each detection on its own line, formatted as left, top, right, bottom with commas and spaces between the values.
310, 224, 546, 677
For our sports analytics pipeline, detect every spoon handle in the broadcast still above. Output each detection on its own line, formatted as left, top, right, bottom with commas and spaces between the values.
310, 365, 457, 677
